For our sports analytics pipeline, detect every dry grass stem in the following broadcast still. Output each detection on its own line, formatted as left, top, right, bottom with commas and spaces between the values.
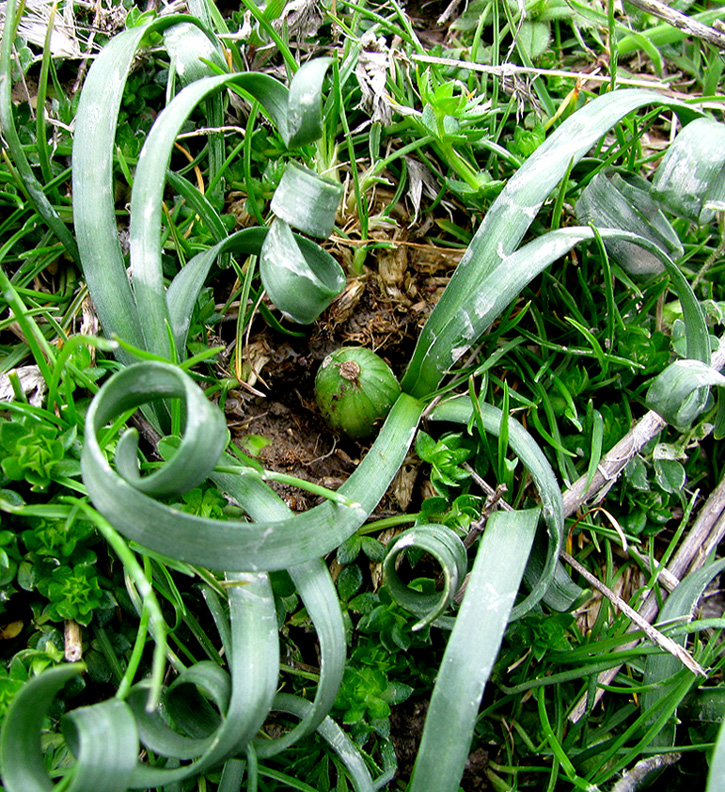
561, 550, 706, 678
623, 0, 725, 49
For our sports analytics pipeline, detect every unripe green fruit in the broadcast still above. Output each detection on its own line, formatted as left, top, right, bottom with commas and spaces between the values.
315, 347, 401, 439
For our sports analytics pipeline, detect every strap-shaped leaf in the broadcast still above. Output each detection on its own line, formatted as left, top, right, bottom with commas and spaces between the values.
210, 466, 347, 756
401, 91, 702, 399
72, 15, 212, 361
163, 21, 227, 85
61, 699, 139, 792
408, 509, 540, 792
270, 694, 375, 792
575, 169, 683, 278
642, 557, 725, 746
286, 58, 334, 147
646, 358, 725, 429
128, 72, 302, 357
128, 570, 278, 787
167, 228, 267, 355
429, 395, 580, 617
129, 662, 229, 760
73, 17, 332, 361
1, 663, 85, 792
410, 224, 709, 402
82, 362, 424, 571
0, 664, 138, 792
707, 718, 725, 791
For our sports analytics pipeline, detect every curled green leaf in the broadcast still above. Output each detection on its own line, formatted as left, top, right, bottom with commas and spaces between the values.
646, 358, 724, 429
652, 116, 725, 224
0, 664, 137, 792
260, 219, 345, 324
575, 169, 683, 278
271, 162, 343, 238
82, 362, 422, 571
408, 509, 540, 792
383, 523, 468, 630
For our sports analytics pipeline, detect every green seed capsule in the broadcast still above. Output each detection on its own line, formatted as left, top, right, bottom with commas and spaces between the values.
315, 347, 401, 439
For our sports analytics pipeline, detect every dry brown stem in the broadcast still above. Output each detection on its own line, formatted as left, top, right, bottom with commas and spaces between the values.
566, 335, 725, 721
622, 0, 725, 50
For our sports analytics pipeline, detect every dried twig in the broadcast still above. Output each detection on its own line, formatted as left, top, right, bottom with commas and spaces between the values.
609, 753, 681, 792
563, 333, 725, 518
64, 619, 83, 662
561, 551, 706, 677
569, 476, 725, 720
566, 336, 725, 720
622, 0, 725, 50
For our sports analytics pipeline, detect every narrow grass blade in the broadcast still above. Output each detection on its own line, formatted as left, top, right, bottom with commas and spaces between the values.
0, 0, 79, 263
408, 509, 540, 792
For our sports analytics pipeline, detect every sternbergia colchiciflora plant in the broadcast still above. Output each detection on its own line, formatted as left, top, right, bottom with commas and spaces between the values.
3, 1, 725, 789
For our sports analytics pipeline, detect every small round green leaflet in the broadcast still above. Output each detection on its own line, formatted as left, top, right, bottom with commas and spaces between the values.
382, 524, 468, 629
